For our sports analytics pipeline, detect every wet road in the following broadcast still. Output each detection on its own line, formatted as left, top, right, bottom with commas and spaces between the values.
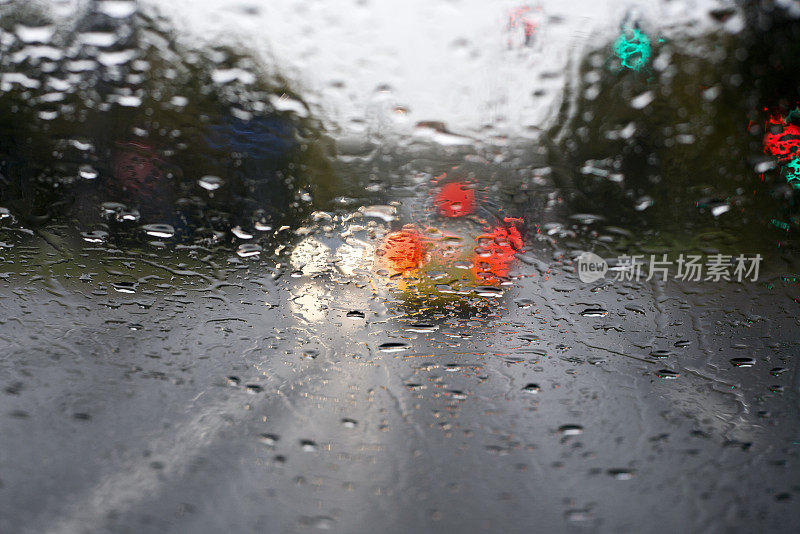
1, 233, 798, 533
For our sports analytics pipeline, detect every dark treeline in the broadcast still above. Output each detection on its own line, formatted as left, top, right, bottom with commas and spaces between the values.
0, 0, 334, 247
545, 0, 800, 257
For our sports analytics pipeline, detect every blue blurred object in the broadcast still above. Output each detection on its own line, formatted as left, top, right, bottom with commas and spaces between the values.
194, 113, 301, 237
204, 115, 295, 159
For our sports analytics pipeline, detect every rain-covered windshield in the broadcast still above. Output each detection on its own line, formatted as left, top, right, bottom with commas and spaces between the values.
1, 1, 799, 532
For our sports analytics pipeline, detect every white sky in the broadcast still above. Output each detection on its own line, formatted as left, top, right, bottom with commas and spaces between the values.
147, 0, 725, 136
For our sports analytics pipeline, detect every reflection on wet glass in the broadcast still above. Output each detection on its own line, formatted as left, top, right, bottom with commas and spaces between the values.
0, 0, 799, 533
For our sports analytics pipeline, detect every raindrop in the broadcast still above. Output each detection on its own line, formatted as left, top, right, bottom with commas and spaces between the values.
580, 308, 608, 317
112, 281, 137, 294
346, 310, 365, 319
558, 424, 583, 437
15, 24, 55, 44
231, 226, 253, 239
475, 286, 503, 298
142, 224, 175, 239
97, 0, 137, 18
730, 357, 755, 368
303, 516, 335, 530
81, 230, 108, 243
341, 418, 358, 428
634, 196, 654, 211
359, 205, 396, 222
607, 469, 636, 480
565, 509, 592, 522
522, 383, 540, 394
245, 384, 263, 394
406, 323, 438, 333
170, 96, 189, 107
79, 31, 119, 47
655, 369, 679, 379
624, 305, 647, 316
259, 434, 279, 446
78, 165, 98, 180
300, 439, 317, 452
212, 68, 256, 85
570, 213, 604, 225
110, 94, 141, 106
116, 209, 140, 223
711, 203, 730, 217
100, 202, 125, 217
237, 244, 262, 258
198, 175, 224, 191
630, 91, 654, 109
269, 94, 308, 117
378, 342, 409, 352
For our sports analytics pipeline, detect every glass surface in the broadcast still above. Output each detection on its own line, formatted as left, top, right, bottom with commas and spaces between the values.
0, 0, 799, 532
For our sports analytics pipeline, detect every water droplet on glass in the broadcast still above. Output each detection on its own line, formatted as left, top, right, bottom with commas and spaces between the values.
81, 230, 108, 243
142, 224, 175, 239
580, 308, 608, 317
341, 418, 358, 428
649, 350, 673, 359
607, 468, 636, 480
303, 516, 335, 530
655, 369, 679, 379
558, 424, 584, 437
378, 342, 410, 353
475, 286, 503, 298
198, 175, 224, 191
300, 439, 317, 452
259, 433, 279, 447
112, 281, 137, 294
116, 209, 140, 223
15, 24, 55, 44
231, 226, 253, 239
97, 0, 137, 18
78, 165, 98, 180
237, 244, 262, 258
406, 323, 438, 333
359, 205, 396, 222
